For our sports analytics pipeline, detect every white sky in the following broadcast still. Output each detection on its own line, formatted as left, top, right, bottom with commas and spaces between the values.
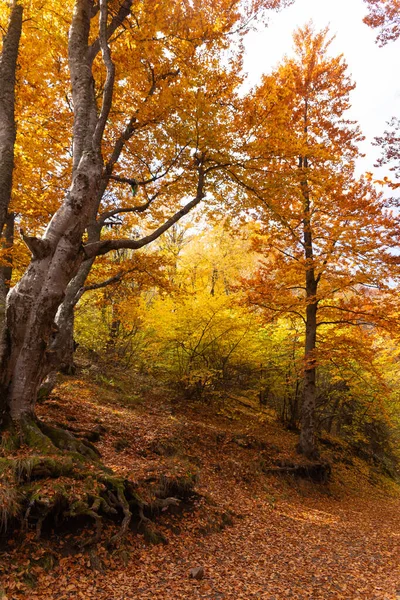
243, 0, 400, 178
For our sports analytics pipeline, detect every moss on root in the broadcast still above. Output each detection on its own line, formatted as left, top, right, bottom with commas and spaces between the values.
1, 447, 196, 547
0, 414, 198, 546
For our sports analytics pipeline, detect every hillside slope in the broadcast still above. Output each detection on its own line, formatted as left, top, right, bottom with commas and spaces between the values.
1, 363, 399, 599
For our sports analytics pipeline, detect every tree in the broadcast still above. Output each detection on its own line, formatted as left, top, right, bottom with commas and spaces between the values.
241, 25, 399, 458
363, 1, 400, 192
363, 0, 400, 45
140, 225, 263, 398
0, 0, 295, 535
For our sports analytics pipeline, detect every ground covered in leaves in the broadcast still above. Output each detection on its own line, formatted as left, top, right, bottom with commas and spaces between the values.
1, 362, 399, 599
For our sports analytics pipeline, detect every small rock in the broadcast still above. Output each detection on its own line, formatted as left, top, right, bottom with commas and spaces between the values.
189, 566, 204, 580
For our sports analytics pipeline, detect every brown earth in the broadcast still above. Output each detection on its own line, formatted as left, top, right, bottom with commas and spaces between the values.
1, 364, 399, 599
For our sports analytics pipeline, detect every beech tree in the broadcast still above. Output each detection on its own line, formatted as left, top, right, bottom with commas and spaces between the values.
0, 0, 296, 446
240, 25, 399, 458
0, 0, 297, 534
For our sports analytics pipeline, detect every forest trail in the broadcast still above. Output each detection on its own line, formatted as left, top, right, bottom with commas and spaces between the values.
82, 493, 400, 599
1, 369, 399, 599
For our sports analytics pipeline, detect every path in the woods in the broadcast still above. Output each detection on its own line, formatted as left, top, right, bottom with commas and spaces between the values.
2, 375, 400, 599
92, 495, 400, 599
17, 490, 400, 599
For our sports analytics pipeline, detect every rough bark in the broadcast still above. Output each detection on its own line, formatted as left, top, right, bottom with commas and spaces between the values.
0, 3, 22, 376
0, 213, 14, 331
0, 0, 208, 431
0, 0, 103, 426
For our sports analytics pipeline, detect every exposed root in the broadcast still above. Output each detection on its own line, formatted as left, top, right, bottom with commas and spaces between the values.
264, 460, 331, 483
0, 449, 196, 547
108, 485, 132, 547
37, 421, 100, 460
35, 505, 51, 540
0, 417, 198, 547
1, 415, 100, 460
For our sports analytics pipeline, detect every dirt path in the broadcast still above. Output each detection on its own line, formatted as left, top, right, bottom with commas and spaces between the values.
13, 492, 398, 600
2, 376, 399, 599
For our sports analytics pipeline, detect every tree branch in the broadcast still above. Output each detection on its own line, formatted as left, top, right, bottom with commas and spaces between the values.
74, 269, 127, 303
88, 0, 134, 63
93, 0, 116, 149
69, 0, 99, 172
20, 228, 52, 260
84, 164, 206, 258
98, 194, 157, 225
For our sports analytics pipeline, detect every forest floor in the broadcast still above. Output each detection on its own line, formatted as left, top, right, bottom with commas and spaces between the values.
1, 360, 400, 600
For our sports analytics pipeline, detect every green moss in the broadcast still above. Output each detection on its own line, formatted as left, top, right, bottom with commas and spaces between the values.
22, 571, 38, 589
20, 417, 56, 454
38, 422, 100, 461
31, 552, 58, 572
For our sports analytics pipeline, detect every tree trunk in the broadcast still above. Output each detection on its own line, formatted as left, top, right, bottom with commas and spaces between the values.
0, 0, 103, 428
0, 213, 14, 332
52, 257, 96, 374
0, 2, 22, 238
297, 153, 320, 459
299, 295, 318, 458
0, 3, 23, 391
56, 305, 77, 375
0, 151, 103, 424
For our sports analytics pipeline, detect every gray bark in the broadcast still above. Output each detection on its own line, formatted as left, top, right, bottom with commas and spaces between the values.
53, 257, 95, 373
0, 0, 208, 427
0, 0, 104, 423
0, 212, 14, 322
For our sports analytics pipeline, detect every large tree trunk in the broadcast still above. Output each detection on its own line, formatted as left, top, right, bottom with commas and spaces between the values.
1, 150, 103, 423
0, 2, 23, 369
0, 0, 103, 429
297, 154, 320, 460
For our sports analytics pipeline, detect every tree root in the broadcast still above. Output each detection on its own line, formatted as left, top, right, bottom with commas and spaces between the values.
37, 421, 100, 460
0, 453, 194, 547
0, 417, 197, 547
1, 415, 100, 460
263, 460, 331, 483
108, 486, 132, 547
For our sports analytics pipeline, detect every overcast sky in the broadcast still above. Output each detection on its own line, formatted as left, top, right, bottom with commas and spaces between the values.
243, 0, 400, 178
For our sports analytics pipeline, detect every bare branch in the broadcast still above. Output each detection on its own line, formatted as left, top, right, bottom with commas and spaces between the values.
109, 142, 189, 188
93, 0, 116, 149
101, 68, 181, 188
88, 0, 134, 63
84, 164, 206, 258
74, 269, 129, 303
98, 194, 157, 225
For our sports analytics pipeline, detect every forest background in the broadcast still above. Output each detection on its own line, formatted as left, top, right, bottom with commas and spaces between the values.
0, 0, 400, 544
